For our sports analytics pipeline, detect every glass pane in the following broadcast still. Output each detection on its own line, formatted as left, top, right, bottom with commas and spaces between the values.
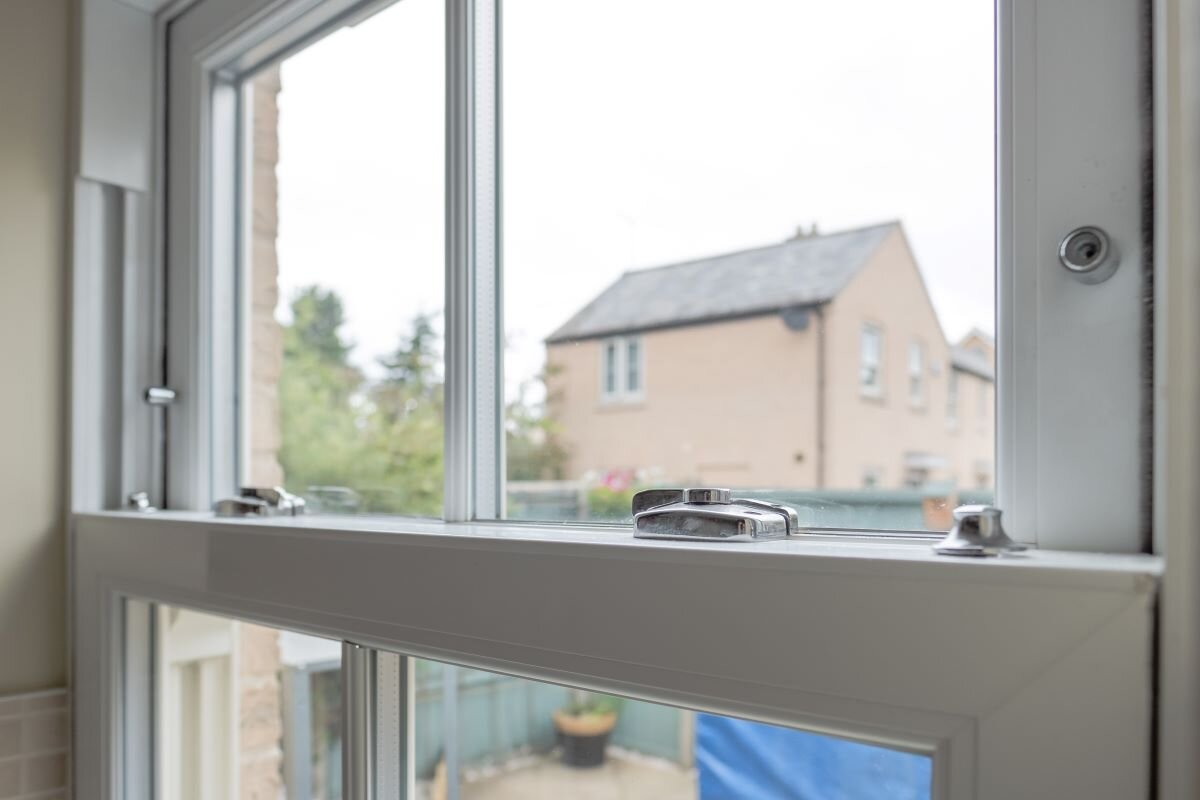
157, 606, 343, 800
502, 0, 995, 529
242, 0, 445, 516
410, 658, 931, 800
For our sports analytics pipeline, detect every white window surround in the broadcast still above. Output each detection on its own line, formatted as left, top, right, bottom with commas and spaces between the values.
859, 323, 883, 398
908, 340, 925, 407
599, 335, 644, 403
946, 369, 959, 430
62, 0, 1199, 797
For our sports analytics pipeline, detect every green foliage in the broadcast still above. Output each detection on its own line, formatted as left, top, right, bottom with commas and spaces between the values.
563, 689, 621, 717
276, 286, 557, 518
505, 364, 570, 482
277, 287, 443, 516
585, 486, 636, 521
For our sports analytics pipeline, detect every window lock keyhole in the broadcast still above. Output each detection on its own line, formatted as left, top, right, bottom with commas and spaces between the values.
1058, 226, 1119, 284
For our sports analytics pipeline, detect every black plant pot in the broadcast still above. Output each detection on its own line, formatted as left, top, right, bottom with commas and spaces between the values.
558, 730, 611, 768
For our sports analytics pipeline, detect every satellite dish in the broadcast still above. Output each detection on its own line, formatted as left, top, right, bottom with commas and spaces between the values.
781, 306, 810, 331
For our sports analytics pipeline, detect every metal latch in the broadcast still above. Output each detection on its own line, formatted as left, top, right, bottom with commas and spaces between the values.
126, 491, 157, 512
144, 387, 177, 406
214, 486, 307, 518
933, 505, 1027, 557
632, 488, 799, 541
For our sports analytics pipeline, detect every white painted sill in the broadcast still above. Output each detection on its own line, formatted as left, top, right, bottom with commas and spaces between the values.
77, 510, 1161, 591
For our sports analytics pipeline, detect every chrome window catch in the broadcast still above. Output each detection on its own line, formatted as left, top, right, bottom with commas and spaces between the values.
214, 486, 307, 518
933, 505, 1027, 557
143, 387, 177, 406
126, 491, 157, 513
632, 488, 799, 542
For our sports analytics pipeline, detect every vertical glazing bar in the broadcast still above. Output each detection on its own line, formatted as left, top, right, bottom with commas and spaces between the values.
374, 652, 414, 799
442, 665, 461, 800
446, 0, 502, 522
473, 0, 502, 520
444, 0, 477, 521
342, 643, 376, 800
119, 599, 155, 800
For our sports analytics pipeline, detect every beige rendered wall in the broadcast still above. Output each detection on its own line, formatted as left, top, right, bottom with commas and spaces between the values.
0, 0, 70, 694
547, 314, 820, 488
822, 227, 994, 490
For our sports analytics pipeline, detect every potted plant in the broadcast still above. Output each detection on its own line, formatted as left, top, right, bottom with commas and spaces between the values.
552, 690, 620, 767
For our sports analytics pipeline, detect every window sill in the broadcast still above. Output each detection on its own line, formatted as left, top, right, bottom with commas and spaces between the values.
76, 510, 1160, 592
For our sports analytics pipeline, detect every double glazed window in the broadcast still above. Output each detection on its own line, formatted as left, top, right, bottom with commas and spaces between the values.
599, 336, 643, 402
67, 0, 1151, 797
201, 0, 997, 532
860, 325, 884, 397
908, 342, 925, 407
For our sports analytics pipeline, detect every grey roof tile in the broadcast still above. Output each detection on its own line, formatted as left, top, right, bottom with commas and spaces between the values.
546, 222, 899, 343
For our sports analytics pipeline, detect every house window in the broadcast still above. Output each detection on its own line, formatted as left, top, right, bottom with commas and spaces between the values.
77, 0, 1157, 793
602, 341, 619, 397
908, 341, 924, 406
946, 369, 959, 427
860, 325, 883, 396
600, 336, 643, 402
625, 338, 642, 394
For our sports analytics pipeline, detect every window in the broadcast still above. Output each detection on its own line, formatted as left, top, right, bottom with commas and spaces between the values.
625, 337, 642, 394
946, 369, 959, 428
502, 0, 997, 529
157, 606, 343, 799
73, 0, 1159, 795
245, 0, 446, 517
598, 336, 644, 402
406, 657, 931, 799
599, 336, 643, 402
860, 325, 884, 397
908, 342, 925, 406
601, 340, 619, 397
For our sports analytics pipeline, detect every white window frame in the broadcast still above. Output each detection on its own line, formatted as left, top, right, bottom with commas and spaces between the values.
946, 368, 959, 430
859, 323, 884, 398
599, 335, 644, 403
64, 0, 1190, 797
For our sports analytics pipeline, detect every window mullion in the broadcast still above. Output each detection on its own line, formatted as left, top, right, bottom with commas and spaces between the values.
445, 0, 501, 522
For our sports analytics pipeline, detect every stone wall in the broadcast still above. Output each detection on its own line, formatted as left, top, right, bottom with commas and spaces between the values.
248, 65, 285, 487
240, 65, 288, 800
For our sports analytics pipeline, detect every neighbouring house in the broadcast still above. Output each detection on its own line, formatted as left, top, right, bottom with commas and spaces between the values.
544, 222, 994, 493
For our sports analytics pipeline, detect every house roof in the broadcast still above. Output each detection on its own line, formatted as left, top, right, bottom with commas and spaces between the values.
950, 344, 994, 381
545, 222, 899, 343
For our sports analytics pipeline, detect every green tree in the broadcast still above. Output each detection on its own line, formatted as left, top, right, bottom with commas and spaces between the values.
277, 287, 365, 503
360, 313, 445, 516
505, 364, 569, 482
276, 289, 574, 518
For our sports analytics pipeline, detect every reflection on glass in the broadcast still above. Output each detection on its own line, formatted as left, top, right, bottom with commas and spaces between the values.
413, 659, 931, 800
243, 0, 445, 517
502, 0, 995, 529
157, 606, 342, 800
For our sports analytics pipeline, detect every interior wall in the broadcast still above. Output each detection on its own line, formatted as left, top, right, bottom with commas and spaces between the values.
0, 0, 71, 694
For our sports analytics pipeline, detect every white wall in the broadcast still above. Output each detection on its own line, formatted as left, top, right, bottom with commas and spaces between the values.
0, 0, 70, 694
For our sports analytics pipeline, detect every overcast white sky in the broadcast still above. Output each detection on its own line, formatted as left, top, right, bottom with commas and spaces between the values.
273, 0, 994, 398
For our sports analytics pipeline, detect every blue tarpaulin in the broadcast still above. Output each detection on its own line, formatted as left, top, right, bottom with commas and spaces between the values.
696, 714, 932, 800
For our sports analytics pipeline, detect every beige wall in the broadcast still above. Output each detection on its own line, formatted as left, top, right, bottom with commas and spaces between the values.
823, 227, 992, 490
0, 0, 70, 694
548, 313, 820, 488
